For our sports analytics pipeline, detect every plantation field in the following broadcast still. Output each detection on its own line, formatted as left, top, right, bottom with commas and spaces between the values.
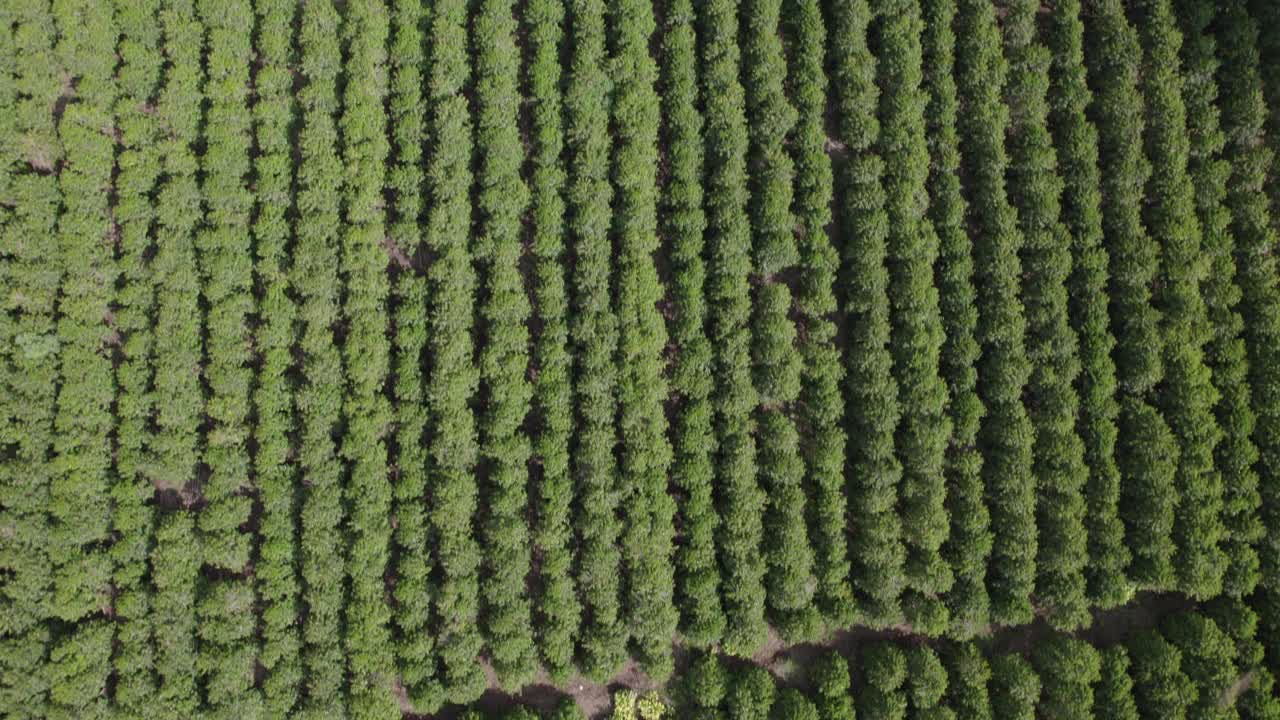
2, 0, 1280, 717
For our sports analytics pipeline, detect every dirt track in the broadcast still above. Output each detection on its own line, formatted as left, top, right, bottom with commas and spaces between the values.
418, 591, 1196, 719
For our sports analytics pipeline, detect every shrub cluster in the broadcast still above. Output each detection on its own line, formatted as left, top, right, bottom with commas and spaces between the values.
4, 2, 1280, 715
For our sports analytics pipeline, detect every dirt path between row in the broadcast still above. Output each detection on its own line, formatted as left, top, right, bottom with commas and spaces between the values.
417, 591, 1196, 719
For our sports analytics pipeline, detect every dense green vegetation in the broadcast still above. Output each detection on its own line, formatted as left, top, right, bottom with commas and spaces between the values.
527, 0, 579, 685
611, 0, 677, 677
3, 0, 1280, 717
662, 0, 723, 650
1088, 0, 1179, 592
475, 0, 536, 688
566, 0, 625, 680
1003, 0, 1089, 632
1047, 0, 1129, 612
924, 0, 990, 640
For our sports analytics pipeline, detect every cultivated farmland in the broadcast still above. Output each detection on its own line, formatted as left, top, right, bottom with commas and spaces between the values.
2, 0, 1280, 718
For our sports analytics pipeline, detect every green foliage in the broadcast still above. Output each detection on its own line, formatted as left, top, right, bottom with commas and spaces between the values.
1203, 598, 1264, 673
945, 643, 992, 720
50, 0, 118, 633
685, 652, 729, 714
831, 0, 904, 627
879, 0, 952, 637
566, 0, 625, 679
1254, 0, 1280, 194
424, 0, 485, 701
1162, 613, 1238, 720
1173, 0, 1263, 601
1136, 0, 1226, 600
1203, 598, 1270, 718
109, 0, 161, 709
1239, 669, 1280, 720
1033, 635, 1101, 720
295, 0, 348, 711
153, 513, 199, 715
554, 697, 588, 720
639, 692, 667, 720
662, 0, 724, 648
0, 13, 62, 713
196, 0, 255, 574
46, 2, 118, 714
152, 0, 204, 518
0, 5, 9, 197
907, 647, 951, 720
811, 653, 855, 720
339, 0, 397, 715
252, 0, 302, 713
1002, 0, 1090, 631
741, 0, 795, 280
955, 0, 1036, 626
610, 0, 677, 676
1086, 0, 1179, 589
527, 0, 581, 682
474, 0, 537, 688
612, 689, 667, 720
613, 689, 640, 720
1129, 630, 1196, 720
773, 689, 818, 720
46, 619, 112, 719
9, 0, 1280, 714
743, 0, 816, 643
1046, 0, 1130, 610
1213, 0, 1280, 657
860, 644, 907, 720
387, 0, 439, 709
8, 1, 61, 175
922, 0, 990, 638
700, 0, 765, 656
197, 0, 262, 712
0, 142, 58, 720
195, 581, 260, 715
729, 666, 777, 720
1096, 647, 1140, 720
989, 655, 1039, 720
786, 0, 853, 628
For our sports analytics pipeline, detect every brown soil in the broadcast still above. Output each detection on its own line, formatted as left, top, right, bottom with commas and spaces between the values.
152, 475, 205, 510
1222, 671, 1256, 709
383, 235, 414, 269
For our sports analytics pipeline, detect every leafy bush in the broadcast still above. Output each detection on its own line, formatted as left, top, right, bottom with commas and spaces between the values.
1087, 0, 1179, 591
787, 0, 853, 629
830, 0, 904, 628
955, 0, 1036, 627
527, 0, 581, 683
924, 0, 990, 638
700, 0, 766, 656
1003, 0, 1090, 631
879, 0, 952, 637
253, 0, 304, 713
611, 0, 677, 676
566, 0, 625, 679
743, 0, 816, 643
662, 0, 724, 649
423, 0, 487, 700
1136, 0, 1225, 601
475, 0, 537, 688
1046, 0, 1130, 610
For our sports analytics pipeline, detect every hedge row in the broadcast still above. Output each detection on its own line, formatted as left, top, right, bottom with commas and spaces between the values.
670, 606, 1279, 720
2, 1, 1280, 715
